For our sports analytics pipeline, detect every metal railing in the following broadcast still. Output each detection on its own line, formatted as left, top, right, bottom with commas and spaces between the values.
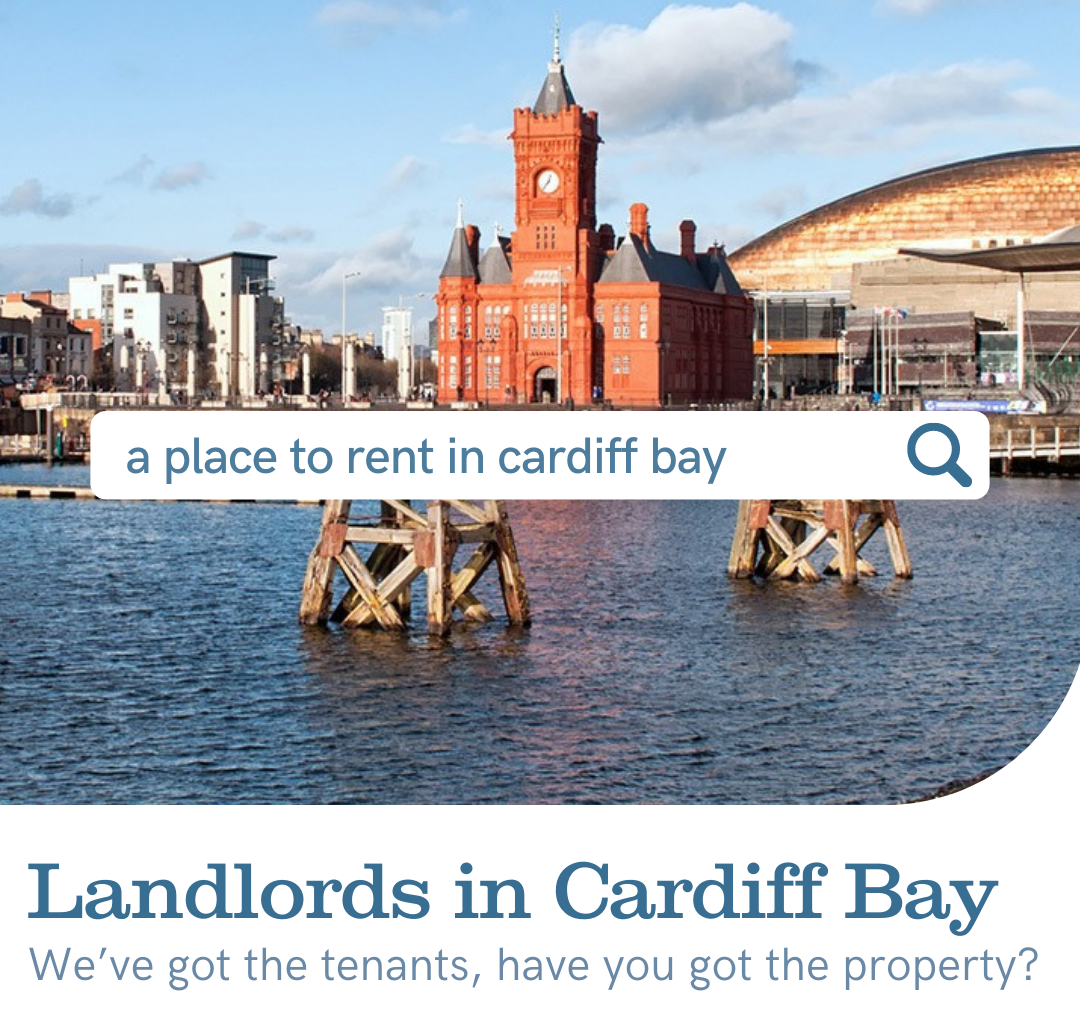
0, 434, 46, 458
989, 424, 1080, 460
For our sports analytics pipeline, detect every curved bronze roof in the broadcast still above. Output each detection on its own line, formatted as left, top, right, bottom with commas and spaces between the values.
729, 146, 1080, 290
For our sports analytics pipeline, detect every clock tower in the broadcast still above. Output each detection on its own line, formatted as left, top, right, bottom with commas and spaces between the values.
507, 22, 603, 400
511, 28, 600, 272
434, 22, 754, 407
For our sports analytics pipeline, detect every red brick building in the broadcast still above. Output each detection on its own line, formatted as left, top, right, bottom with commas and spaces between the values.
436, 42, 753, 406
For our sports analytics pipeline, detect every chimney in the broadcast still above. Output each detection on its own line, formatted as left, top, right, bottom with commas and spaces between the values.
629, 203, 649, 247
465, 224, 481, 269
679, 220, 697, 261
598, 223, 615, 252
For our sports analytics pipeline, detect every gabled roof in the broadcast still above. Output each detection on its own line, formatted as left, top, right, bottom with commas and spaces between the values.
478, 238, 512, 284
598, 234, 652, 283
698, 249, 745, 296
598, 235, 745, 296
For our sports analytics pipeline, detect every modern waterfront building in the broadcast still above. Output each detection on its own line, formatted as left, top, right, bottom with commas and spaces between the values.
69, 262, 198, 394
381, 305, 418, 398
380, 306, 411, 365
730, 147, 1080, 293
197, 252, 284, 400
729, 148, 1080, 392
750, 289, 849, 398
67, 253, 286, 399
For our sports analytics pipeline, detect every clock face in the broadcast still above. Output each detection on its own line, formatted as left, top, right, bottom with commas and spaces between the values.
537, 169, 561, 194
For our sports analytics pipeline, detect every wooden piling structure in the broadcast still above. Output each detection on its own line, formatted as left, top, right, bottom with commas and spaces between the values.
300, 500, 530, 635
728, 500, 912, 585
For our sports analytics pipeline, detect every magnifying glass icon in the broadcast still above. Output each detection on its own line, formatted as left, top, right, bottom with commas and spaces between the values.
907, 423, 972, 487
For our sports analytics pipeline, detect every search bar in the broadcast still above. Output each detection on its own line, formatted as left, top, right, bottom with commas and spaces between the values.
90, 410, 990, 501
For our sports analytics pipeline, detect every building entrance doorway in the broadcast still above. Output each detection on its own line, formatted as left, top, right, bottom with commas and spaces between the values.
534, 366, 557, 403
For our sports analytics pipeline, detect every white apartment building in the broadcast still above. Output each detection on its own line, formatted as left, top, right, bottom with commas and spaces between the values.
69, 262, 198, 394
381, 306, 412, 365
67, 254, 285, 399
198, 252, 284, 400
382, 305, 416, 398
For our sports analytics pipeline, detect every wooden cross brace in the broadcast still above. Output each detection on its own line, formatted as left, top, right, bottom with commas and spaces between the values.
727, 499, 913, 585
299, 500, 530, 635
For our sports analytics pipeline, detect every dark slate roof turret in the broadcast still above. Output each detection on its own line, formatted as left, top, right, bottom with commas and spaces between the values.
439, 201, 479, 280
699, 246, 745, 296
598, 234, 652, 283
478, 227, 512, 284
534, 17, 576, 115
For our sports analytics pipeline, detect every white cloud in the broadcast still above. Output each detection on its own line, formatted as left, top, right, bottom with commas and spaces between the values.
443, 123, 511, 148
232, 221, 315, 244
0, 179, 76, 218
316, 1, 464, 43
385, 155, 432, 189
878, 0, 1069, 13
111, 155, 155, 186
443, 5, 1069, 165
290, 227, 431, 296
0, 244, 163, 289
878, 0, 985, 12
711, 60, 1067, 154
879, 0, 960, 11
750, 183, 809, 221
232, 219, 266, 241
566, 4, 811, 133
271, 229, 438, 332
267, 225, 316, 244
152, 161, 210, 191
604, 56, 1067, 159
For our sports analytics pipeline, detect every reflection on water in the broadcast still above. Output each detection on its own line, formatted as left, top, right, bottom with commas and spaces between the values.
0, 466, 1076, 804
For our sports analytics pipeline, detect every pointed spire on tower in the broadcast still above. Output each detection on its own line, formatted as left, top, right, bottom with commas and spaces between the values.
534, 13, 576, 115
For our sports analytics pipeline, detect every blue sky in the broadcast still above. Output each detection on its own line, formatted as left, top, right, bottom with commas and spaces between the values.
1, 0, 1078, 333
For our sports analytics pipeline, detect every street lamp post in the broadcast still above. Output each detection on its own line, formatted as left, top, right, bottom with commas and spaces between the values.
658, 340, 670, 406
837, 330, 847, 395
1016, 272, 1027, 391
762, 276, 770, 407
556, 274, 564, 404
341, 270, 361, 403
748, 276, 770, 406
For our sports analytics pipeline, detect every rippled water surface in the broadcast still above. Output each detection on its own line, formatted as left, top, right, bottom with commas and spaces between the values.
0, 465, 1076, 804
